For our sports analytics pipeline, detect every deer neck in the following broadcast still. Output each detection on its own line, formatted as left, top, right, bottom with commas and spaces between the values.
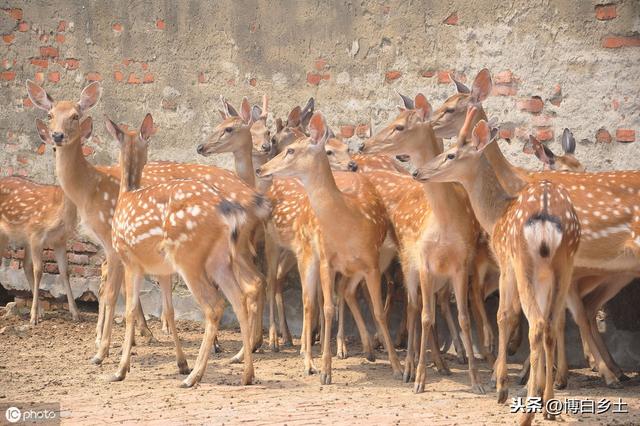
119, 148, 145, 194
54, 134, 101, 208
458, 155, 514, 236
299, 153, 349, 226
231, 132, 256, 187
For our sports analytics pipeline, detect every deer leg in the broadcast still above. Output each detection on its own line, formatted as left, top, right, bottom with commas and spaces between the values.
336, 276, 348, 360
414, 266, 435, 393
403, 268, 419, 383
157, 275, 190, 374
451, 268, 485, 394
299, 255, 319, 375
318, 257, 335, 385
470, 263, 495, 364
92, 255, 124, 365
276, 252, 295, 347
265, 234, 280, 353
53, 241, 79, 322
28, 241, 44, 325
108, 266, 142, 382
439, 286, 466, 364
95, 260, 108, 348
494, 269, 520, 403
343, 275, 376, 362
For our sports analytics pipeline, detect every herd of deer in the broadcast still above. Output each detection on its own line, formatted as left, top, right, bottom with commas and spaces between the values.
0, 68, 636, 424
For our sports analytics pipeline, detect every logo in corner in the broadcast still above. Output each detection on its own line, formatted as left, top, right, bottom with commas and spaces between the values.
5, 406, 21, 423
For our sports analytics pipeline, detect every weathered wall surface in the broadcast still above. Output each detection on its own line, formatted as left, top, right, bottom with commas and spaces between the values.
1, 1, 640, 363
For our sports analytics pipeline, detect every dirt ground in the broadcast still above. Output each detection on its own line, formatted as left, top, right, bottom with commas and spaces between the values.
0, 309, 638, 425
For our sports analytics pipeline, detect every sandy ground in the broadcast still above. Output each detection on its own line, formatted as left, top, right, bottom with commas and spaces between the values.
0, 309, 639, 425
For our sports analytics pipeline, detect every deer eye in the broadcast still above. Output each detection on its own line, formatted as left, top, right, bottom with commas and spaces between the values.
71, 114, 79, 120
326, 150, 334, 156
395, 125, 405, 131
225, 127, 233, 133
446, 153, 456, 160
286, 148, 294, 155
445, 108, 455, 114
47, 113, 52, 120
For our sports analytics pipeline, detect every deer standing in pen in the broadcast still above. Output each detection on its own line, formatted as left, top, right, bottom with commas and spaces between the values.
431, 69, 640, 388
256, 112, 403, 383
414, 111, 580, 425
361, 93, 487, 393
105, 113, 261, 387
0, 176, 79, 324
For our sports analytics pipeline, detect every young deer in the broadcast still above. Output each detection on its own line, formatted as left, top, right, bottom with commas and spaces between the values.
0, 176, 79, 324
528, 128, 585, 172
432, 69, 640, 388
361, 93, 487, 393
414, 113, 580, 425
256, 112, 403, 384
106, 113, 262, 387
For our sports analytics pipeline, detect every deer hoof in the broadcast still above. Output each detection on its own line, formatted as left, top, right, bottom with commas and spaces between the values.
320, 372, 332, 385
472, 383, 486, 395
90, 355, 103, 365
107, 373, 125, 382
497, 388, 509, 404
607, 380, 623, 390
413, 382, 425, 394
365, 352, 376, 362
619, 373, 631, 382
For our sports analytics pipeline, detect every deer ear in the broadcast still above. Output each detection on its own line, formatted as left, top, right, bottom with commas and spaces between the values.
35, 119, 52, 144
80, 116, 93, 140
105, 116, 124, 144
240, 97, 251, 124
287, 106, 301, 127
221, 97, 239, 117
451, 74, 470, 94
300, 97, 315, 129
276, 117, 284, 133
78, 81, 102, 113
308, 112, 328, 146
396, 90, 415, 109
414, 93, 432, 121
471, 120, 491, 152
139, 113, 154, 142
217, 109, 227, 120
530, 135, 555, 165
26, 80, 54, 111
562, 128, 576, 154
470, 68, 492, 104
251, 105, 263, 123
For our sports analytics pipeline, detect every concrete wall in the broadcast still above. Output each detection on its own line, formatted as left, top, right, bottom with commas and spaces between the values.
1, 1, 640, 365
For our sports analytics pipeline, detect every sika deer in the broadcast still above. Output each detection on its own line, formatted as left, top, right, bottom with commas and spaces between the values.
528, 128, 585, 172
106, 113, 262, 387
414, 113, 580, 425
0, 176, 79, 324
256, 112, 403, 384
361, 93, 487, 393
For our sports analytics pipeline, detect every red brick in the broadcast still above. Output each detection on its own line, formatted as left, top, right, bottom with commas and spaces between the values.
443, 12, 458, 25
82, 145, 94, 156
314, 58, 327, 71
112, 23, 123, 32
549, 84, 562, 106
437, 70, 451, 84
34, 72, 44, 83
18, 21, 29, 32
385, 70, 402, 82
602, 35, 640, 48
355, 124, 370, 138
44, 263, 59, 274
68, 253, 89, 265
42, 249, 54, 262
47, 71, 60, 83
114, 70, 124, 82
532, 114, 554, 127
596, 128, 612, 143
517, 96, 544, 113
306, 72, 329, 85
595, 4, 616, 21
39, 34, 48, 43
492, 84, 517, 96
36, 142, 45, 154
86, 72, 102, 82
30, 58, 48, 68
421, 70, 435, 78
24, 97, 33, 108
494, 70, 514, 84
55, 34, 65, 44
40, 46, 59, 58
141, 62, 148, 70
17, 154, 29, 165
1, 71, 15, 81
156, 19, 165, 30
127, 73, 140, 84
616, 128, 635, 143
3, 8, 23, 21
122, 58, 132, 66
71, 241, 99, 253
64, 58, 79, 70
57, 21, 67, 32
142, 73, 154, 83
2, 34, 15, 44
249, 77, 257, 87
12, 248, 24, 259
198, 72, 207, 83
499, 127, 514, 140
340, 125, 355, 138
535, 127, 554, 142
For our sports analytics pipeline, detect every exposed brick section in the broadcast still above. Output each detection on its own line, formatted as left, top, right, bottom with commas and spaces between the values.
314, 58, 327, 71
55, 34, 65, 44
82, 145, 94, 156
57, 21, 67, 32
156, 19, 165, 30
142, 73, 154, 83
30, 58, 48, 68
112, 23, 123, 32
532, 114, 553, 127
492, 70, 518, 96
3, 34, 15, 44
18, 21, 29, 32
40, 46, 59, 58
36, 142, 45, 154
71, 241, 99, 253
616, 128, 635, 143
340, 125, 355, 138
443, 12, 458, 25
114, 70, 124, 82
602, 35, 640, 48
595, 4, 616, 21
3, 8, 23, 21
549, 84, 562, 106
385, 70, 401, 82
23, 97, 33, 108
355, 124, 369, 138
517, 96, 544, 113
1, 71, 16, 81
249, 77, 257, 87
63, 58, 79, 70
306, 72, 330, 85
596, 128, 612, 143
535, 127, 554, 142
86, 72, 102, 82
47, 71, 60, 83
34, 72, 44, 82
127, 73, 141, 84
420, 70, 435, 78
437, 70, 451, 84
499, 127, 514, 140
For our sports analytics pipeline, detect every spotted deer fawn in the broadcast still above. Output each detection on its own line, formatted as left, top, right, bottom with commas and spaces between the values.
528, 128, 585, 172
256, 112, 403, 384
415, 111, 580, 425
432, 69, 640, 388
0, 176, 79, 324
105, 113, 263, 387
361, 93, 487, 393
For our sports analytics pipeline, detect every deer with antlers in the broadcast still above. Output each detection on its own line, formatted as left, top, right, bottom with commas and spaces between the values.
103, 113, 261, 386
414, 110, 580, 425
256, 112, 403, 383
0, 176, 79, 324
432, 69, 640, 389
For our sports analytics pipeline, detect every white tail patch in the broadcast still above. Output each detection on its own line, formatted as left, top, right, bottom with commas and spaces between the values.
523, 219, 562, 261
